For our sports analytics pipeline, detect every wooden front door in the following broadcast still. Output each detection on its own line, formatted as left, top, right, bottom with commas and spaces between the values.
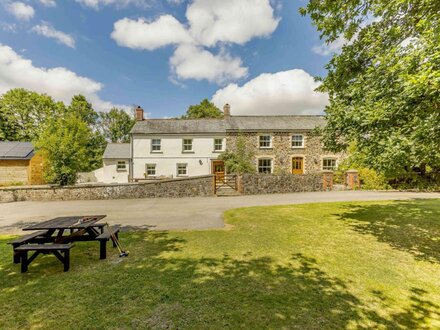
212, 160, 225, 182
292, 157, 304, 174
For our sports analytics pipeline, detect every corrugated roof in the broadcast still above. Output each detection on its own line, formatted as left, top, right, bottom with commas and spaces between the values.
131, 118, 227, 135
103, 143, 130, 159
0, 142, 34, 160
130, 115, 325, 134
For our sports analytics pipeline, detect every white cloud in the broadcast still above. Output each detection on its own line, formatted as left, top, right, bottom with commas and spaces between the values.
32, 22, 75, 48
6, 2, 35, 21
0, 22, 17, 33
39, 0, 56, 7
75, 0, 151, 10
312, 36, 346, 56
111, 0, 279, 85
111, 16, 192, 50
0, 44, 127, 112
211, 69, 328, 115
167, 0, 184, 4
186, 0, 279, 47
170, 44, 248, 84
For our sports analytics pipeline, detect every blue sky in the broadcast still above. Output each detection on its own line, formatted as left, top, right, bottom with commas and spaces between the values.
0, 0, 335, 117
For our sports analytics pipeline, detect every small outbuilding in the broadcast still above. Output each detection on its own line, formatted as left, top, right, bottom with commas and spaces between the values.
93, 143, 130, 183
0, 141, 44, 185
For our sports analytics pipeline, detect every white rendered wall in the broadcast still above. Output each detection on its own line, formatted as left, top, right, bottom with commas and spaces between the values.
97, 159, 129, 183
132, 135, 225, 179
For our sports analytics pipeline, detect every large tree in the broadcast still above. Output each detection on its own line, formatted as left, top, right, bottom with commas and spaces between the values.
99, 108, 135, 143
68, 95, 98, 126
301, 1, 440, 177
0, 88, 65, 141
36, 113, 90, 186
67, 95, 106, 171
182, 99, 223, 119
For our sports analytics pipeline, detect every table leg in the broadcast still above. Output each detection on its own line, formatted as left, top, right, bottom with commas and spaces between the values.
21, 251, 28, 273
100, 240, 106, 260
64, 250, 70, 272
13, 244, 20, 263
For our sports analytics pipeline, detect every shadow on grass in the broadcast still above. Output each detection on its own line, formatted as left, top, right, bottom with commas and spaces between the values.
337, 199, 440, 263
1, 230, 439, 328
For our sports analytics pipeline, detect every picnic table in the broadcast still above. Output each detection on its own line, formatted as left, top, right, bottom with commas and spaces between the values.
11, 215, 120, 273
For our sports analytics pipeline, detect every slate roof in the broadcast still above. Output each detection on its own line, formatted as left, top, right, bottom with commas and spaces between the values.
130, 116, 325, 134
103, 143, 130, 159
0, 142, 34, 160
131, 119, 227, 135
227, 116, 326, 132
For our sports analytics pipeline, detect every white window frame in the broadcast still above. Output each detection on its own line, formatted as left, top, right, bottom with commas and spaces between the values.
177, 163, 188, 176
116, 160, 127, 171
146, 164, 156, 176
259, 135, 272, 149
213, 138, 223, 152
182, 139, 193, 152
258, 158, 273, 174
322, 158, 337, 171
151, 139, 161, 152
291, 134, 304, 148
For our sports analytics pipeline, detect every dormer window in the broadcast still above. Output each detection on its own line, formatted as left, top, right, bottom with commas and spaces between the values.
259, 135, 272, 148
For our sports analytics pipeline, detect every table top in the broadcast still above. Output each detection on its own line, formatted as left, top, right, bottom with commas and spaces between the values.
23, 215, 107, 231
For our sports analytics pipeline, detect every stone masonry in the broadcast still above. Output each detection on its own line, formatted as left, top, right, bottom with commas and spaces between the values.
240, 173, 323, 195
0, 175, 215, 203
226, 132, 342, 174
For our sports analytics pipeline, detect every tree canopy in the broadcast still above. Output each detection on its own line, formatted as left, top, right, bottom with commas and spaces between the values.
182, 99, 223, 119
0, 89, 65, 141
36, 113, 90, 186
301, 0, 440, 176
99, 108, 135, 143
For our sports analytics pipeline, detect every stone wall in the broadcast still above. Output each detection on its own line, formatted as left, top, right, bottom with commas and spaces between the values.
0, 175, 214, 203
226, 132, 342, 174
239, 173, 323, 195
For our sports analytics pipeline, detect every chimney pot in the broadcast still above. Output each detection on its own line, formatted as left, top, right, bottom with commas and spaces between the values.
135, 106, 144, 121
223, 103, 231, 117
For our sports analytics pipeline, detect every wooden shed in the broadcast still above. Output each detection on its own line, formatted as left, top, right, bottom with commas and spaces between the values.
0, 142, 44, 186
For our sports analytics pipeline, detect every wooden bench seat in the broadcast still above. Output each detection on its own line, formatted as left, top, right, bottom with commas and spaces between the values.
96, 225, 120, 260
15, 244, 74, 273
10, 230, 51, 263
10, 230, 49, 244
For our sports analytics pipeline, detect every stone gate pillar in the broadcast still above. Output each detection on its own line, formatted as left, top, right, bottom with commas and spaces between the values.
322, 170, 334, 191
345, 170, 360, 190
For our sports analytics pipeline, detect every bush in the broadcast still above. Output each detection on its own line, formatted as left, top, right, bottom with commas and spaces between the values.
358, 168, 391, 190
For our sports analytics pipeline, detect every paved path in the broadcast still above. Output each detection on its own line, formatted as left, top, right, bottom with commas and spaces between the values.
1, 191, 439, 234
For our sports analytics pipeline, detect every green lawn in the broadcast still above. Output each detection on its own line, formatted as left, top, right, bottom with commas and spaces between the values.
1, 199, 440, 329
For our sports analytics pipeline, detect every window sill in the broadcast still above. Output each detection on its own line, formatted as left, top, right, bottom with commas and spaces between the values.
212, 150, 224, 153
259, 147, 273, 150
150, 151, 163, 154
177, 175, 188, 177
182, 151, 194, 154
116, 169, 127, 172
291, 147, 305, 149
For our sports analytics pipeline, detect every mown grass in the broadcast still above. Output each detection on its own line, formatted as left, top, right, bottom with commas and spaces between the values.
1, 199, 440, 329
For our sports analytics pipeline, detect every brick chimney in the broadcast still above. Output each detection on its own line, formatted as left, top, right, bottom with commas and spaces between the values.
135, 106, 144, 121
223, 103, 231, 118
